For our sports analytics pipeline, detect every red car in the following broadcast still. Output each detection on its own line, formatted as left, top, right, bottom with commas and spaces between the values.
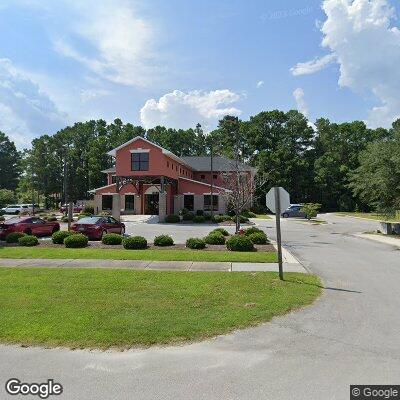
0, 216, 60, 239
59, 204, 83, 213
70, 216, 125, 240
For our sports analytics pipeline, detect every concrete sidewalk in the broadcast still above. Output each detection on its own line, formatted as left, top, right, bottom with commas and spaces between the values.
0, 258, 306, 273
356, 233, 400, 248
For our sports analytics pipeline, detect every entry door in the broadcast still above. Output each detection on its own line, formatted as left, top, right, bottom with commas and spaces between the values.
145, 193, 159, 215
125, 195, 135, 211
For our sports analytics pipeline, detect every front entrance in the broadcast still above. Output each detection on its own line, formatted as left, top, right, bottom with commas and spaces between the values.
125, 195, 135, 211
145, 193, 159, 214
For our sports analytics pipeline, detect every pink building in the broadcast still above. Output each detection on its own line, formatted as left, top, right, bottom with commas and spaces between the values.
90, 137, 255, 220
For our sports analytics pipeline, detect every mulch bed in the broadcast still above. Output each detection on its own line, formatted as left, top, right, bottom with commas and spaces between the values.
0, 241, 275, 252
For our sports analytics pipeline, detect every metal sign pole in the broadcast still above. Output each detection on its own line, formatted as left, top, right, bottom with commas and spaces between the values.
274, 187, 284, 280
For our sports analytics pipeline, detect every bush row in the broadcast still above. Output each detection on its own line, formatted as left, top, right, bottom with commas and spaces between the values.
165, 213, 250, 224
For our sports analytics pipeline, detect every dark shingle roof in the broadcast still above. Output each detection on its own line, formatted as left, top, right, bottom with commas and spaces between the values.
181, 156, 255, 172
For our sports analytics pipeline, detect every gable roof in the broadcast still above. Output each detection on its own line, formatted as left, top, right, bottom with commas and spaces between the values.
107, 136, 193, 169
181, 156, 256, 172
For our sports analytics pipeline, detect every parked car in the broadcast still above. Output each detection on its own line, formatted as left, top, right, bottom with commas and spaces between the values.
1, 204, 33, 215
281, 204, 306, 218
70, 216, 125, 240
59, 204, 83, 213
0, 216, 60, 239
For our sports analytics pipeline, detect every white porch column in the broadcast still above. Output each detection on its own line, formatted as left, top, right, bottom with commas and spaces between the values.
159, 192, 167, 222
112, 194, 121, 220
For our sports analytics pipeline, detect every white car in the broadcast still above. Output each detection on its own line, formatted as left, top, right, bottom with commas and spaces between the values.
1, 204, 33, 215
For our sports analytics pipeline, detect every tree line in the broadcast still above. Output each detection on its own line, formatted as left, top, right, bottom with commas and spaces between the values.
0, 110, 399, 215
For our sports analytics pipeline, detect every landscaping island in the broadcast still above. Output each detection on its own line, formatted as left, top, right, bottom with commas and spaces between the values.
0, 267, 321, 349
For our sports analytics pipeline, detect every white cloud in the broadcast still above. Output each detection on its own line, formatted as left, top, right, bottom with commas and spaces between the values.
293, 88, 309, 118
291, 53, 336, 76
52, 0, 158, 87
256, 80, 264, 88
0, 59, 66, 147
140, 89, 242, 130
292, 0, 400, 127
80, 88, 111, 103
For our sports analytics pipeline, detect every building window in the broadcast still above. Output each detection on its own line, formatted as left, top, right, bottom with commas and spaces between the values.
111, 175, 117, 183
184, 194, 194, 211
131, 152, 149, 171
204, 195, 218, 211
200, 174, 205, 179
213, 174, 217, 180
167, 161, 169, 168
102, 195, 113, 210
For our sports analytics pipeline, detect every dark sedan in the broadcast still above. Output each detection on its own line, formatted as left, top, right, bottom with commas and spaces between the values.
70, 216, 125, 240
281, 204, 306, 218
0, 216, 60, 239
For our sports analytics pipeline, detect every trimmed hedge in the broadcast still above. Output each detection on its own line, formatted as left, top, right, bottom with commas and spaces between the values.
6, 232, 27, 243
212, 215, 231, 223
182, 213, 194, 221
193, 215, 205, 223
165, 214, 180, 223
154, 235, 174, 247
244, 226, 263, 236
123, 236, 147, 250
52, 230, 72, 244
186, 237, 206, 249
204, 232, 226, 245
64, 233, 88, 248
248, 232, 268, 244
211, 227, 229, 236
18, 235, 39, 247
242, 210, 257, 218
102, 233, 123, 245
226, 235, 254, 252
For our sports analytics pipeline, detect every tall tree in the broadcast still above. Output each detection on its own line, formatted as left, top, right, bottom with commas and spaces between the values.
0, 131, 20, 190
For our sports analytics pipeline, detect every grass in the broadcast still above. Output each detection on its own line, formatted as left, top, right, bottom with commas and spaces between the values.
336, 212, 400, 222
255, 214, 272, 219
0, 268, 321, 349
0, 247, 278, 263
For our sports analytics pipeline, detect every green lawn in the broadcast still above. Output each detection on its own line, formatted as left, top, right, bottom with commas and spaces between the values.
0, 247, 278, 263
336, 212, 400, 222
255, 214, 272, 219
0, 268, 321, 349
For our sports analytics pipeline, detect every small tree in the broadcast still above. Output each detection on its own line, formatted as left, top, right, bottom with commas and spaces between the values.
301, 203, 321, 220
0, 189, 15, 208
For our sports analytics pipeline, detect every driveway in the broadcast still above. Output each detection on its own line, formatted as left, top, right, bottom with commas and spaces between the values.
1, 214, 400, 400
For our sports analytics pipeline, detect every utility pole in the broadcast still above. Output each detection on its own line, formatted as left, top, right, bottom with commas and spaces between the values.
274, 187, 284, 280
210, 144, 214, 219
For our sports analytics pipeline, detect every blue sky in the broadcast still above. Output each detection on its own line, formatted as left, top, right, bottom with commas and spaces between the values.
0, 0, 400, 147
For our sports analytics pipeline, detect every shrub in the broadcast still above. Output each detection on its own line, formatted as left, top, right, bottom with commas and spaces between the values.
193, 215, 205, 223
61, 216, 72, 223
212, 215, 225, 223
165, 214, 180, 223
204, 213, 212, 221
64, 233, 88, 248
239, 215, 249, 223
204, 232, 226, 245
180, 208, 189, 215
78, 213, 92, 220
211, 227, 229, 236
182, 212, 194, 221
46, 216, 58, 222
83, 205, 94, 214
226, 235, 254, 252
301, 203, 322, 220
248, 232, 268, 244
99, 211, 111, 216
154, 234, 174, 247
242, 210, 257, 218
6, 232, 27, 243
123, 236, 147, 249
196, 210, 204, 216
102, 233, 123, 245
52, 230, 73, 244
244, 226, 263, 236
186, 237, 206, 249
18, 235, 39, 247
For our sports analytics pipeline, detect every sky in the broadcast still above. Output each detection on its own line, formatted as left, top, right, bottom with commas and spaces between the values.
1, 0, 400, 148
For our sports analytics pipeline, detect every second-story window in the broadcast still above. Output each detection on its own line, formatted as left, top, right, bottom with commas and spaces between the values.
131, 152, 149, 171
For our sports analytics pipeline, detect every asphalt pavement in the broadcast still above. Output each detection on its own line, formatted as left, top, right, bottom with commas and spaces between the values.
1, 214, 399, 400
